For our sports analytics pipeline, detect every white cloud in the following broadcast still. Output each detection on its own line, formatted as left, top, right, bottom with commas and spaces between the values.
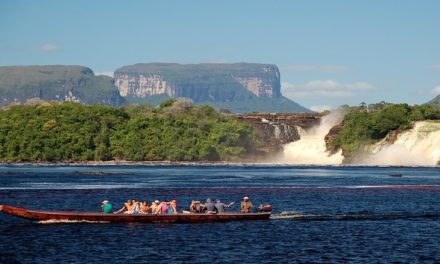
309, 105, 334, 112
431, 85, 440, 95
432, 64, 440, 70
95, 72, 114, 77
281, 64, 353, 73
282, 80, 375, 99
38, 42, 61, 52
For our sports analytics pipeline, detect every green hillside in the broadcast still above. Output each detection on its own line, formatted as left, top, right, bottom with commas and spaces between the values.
0, 101, 258, 162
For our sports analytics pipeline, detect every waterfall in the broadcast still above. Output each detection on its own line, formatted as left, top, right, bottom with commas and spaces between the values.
281, 111, 344, 165
261, 118, 301, 144
363, 121, 440, 166
279, 111, 439, 166
273, 125, 281, 139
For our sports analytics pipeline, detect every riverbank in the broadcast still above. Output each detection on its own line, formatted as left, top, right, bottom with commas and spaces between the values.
0, 159, 267, 166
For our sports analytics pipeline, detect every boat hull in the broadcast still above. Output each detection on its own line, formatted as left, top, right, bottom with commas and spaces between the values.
0, 205, 271, 223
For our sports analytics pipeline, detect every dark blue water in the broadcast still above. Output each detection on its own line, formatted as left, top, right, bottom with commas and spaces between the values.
0, 165, 440, 263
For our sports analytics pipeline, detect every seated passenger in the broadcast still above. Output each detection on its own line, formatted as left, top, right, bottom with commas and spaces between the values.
189, 200, 204, 213
139, 200, 150, 214
214, 199, 234, 213
204, 198, 217, 214
101, 200, 113, 213
114, 199, 133, 214
240, 196, 253, 213
159, 201, 170, 214
129, 199, 141, 214
151, 200, 161, 214
169, 200, 178, 214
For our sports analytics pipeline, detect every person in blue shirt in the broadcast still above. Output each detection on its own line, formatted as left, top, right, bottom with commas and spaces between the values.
101, 200, 113, 213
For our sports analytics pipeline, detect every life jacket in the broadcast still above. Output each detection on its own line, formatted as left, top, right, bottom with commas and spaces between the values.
167, 206, 174, 214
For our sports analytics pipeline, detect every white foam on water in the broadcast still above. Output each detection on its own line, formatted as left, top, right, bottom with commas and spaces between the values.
270, 211, 306, 220
38, 219, 110, 224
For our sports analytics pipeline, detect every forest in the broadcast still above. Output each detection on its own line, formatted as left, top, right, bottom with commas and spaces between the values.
0, 100, 258, 162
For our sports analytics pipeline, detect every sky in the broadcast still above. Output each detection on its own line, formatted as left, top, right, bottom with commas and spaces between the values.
1, 0, 440, 111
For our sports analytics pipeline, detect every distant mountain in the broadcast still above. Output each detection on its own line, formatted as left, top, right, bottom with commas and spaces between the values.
0, 63, 310, 113
114, 63, 310, 113
428, 95, 440, 106
0, 65, 124, 107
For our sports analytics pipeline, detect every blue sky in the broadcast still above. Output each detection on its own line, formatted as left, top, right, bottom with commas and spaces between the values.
1, 0, 440, 110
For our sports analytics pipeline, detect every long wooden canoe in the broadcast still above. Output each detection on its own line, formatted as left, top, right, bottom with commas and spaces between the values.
0, 205, 271, 223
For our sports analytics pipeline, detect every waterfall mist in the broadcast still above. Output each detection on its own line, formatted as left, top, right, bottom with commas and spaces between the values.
281, 110, 345, 165
362, 121, 440, 166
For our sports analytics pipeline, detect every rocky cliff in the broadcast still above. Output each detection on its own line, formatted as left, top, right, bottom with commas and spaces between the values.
0, 65, 125, 107
236, 113, 321, 152
114, 63, 309, 113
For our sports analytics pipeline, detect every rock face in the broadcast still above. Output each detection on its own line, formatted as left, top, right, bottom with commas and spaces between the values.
114, 63, 309, 113
324, 121, 345, 155
237, 113, 321, 152
116, 73, 174, 98
0, 65, 125, 107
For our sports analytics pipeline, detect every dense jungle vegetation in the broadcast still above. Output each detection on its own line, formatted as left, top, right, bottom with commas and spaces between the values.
0, 100, 258, 162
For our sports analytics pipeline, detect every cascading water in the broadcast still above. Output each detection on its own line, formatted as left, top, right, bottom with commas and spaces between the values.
280, 111, 440, 166
281, 111, 344, 165
363, 121, 440, 166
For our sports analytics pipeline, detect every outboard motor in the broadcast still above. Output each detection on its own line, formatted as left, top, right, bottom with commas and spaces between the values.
256, 204, 272, 213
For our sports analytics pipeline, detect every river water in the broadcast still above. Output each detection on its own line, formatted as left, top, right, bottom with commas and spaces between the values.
0, 164, 439, 263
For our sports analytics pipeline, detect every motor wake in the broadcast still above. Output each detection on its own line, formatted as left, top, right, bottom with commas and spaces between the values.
271, 211, 440, 221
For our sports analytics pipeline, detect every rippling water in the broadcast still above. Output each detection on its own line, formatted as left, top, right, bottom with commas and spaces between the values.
1, 164, 440, 263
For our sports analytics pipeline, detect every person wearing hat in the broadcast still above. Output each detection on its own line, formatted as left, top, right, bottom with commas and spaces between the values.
150, 200, 161, 214
240, 197, 253, 213
101, 200, 113, 213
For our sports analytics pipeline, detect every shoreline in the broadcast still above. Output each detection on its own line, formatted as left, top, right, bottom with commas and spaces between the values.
0, 160, 248, 165
0, 160, 438, 168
